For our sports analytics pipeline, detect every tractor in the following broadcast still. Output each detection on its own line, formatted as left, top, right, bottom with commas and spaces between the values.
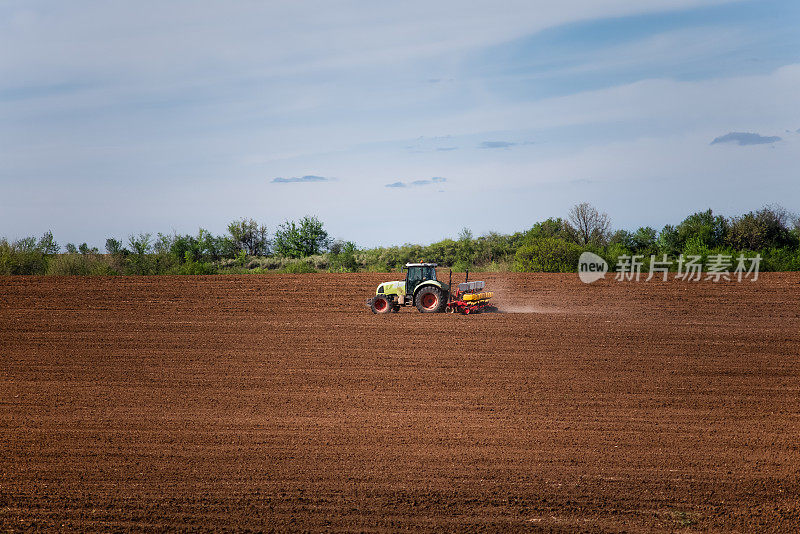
366, 263, 493, 314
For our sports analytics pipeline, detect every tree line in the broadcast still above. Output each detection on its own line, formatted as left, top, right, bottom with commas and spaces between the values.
2, 205, 799, 275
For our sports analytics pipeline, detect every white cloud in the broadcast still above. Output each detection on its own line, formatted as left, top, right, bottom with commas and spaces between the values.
710, 132, 782, 145
271, 175, 332, 183
0, 1, 737, 82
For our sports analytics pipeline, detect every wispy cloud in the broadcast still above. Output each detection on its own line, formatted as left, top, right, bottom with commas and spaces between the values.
710, 132, 781, 146
436, 146, 458, 151
272, 175, 332, 183
385, 177, 446, 188
479, 141, 517, 149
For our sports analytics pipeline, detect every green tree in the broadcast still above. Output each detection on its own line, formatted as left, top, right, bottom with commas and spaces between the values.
273, 216, 330, 258
473, 232, 515, 265
523, 217, 566, 241
455, 227, 475, 269
514, 237, 583, 272
0, 236, 49, 274
726, 205, 797, 251
37, 231, 59, 255
631, 227, 658, 254
127, 233, 153, 275
105, 238, 125, 255
128, 233, 152, 255
227, 218, 270, 256
609, 230, 634, 249
78, 243, 97, 255
657, 225, 681, 255
676, 209, 728, 249
197, 228, 226, 260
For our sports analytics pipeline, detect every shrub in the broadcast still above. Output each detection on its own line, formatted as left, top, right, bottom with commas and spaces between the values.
281, 260, 317, 273
514, 238, 583, 272
683, 235, 710, 264
423, 239, 459, 265
329, 241, 359, 272
47, 254, 118, 276
760, 247, 800, 271
473, 232, 515, 265
450, 259, 471, 273
235, 250, 248, 267
176, 255, 217, 275
0, 236, 50, 275
600, 242, 631, 268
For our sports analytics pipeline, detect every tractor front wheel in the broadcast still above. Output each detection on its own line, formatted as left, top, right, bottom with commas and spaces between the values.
371, 295, 393, 314
415, 286, 446, 313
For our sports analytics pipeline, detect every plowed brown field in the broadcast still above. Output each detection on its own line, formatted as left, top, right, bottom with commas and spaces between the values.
2, 273, 800, 532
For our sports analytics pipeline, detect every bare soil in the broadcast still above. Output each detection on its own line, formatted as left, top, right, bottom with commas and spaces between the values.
2, 273, 799, 532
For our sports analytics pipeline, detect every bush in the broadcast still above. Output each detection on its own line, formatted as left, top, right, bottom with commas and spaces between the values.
451, 259, 471, 272
329, 241, 359, 272
0, 236, 51, 275
281, 260, 317, 273
47, 254, 118, 276
514, 238, 583, 272
683, 235, 710, 264
600, 242, 631, 268
760, 247, 800, 271
176, 255, 217, 275
473, 232, 515, 265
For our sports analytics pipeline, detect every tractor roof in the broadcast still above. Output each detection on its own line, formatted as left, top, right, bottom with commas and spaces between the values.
405, 263, 437, 267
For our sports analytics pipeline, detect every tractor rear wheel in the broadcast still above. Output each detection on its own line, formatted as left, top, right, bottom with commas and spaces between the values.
371, 295, 392, 314
415, 286, 446, 313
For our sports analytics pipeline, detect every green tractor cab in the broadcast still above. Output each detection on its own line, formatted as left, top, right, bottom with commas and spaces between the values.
367, 263, 450, 314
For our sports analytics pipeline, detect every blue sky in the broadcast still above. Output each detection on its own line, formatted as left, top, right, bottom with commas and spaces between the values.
1, 0, 798, 248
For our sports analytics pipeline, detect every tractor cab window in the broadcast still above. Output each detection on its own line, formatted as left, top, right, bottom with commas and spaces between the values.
407, 266, 435, 283
407, 267, 423, 282
406, 265, 436, 295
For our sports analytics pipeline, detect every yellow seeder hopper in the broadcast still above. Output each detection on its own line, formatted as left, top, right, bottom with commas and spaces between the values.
446, 275, 494, 314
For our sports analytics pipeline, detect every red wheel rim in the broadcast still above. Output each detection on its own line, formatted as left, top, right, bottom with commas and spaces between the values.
421, 293, 437, 309
374, 298, 387, 312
